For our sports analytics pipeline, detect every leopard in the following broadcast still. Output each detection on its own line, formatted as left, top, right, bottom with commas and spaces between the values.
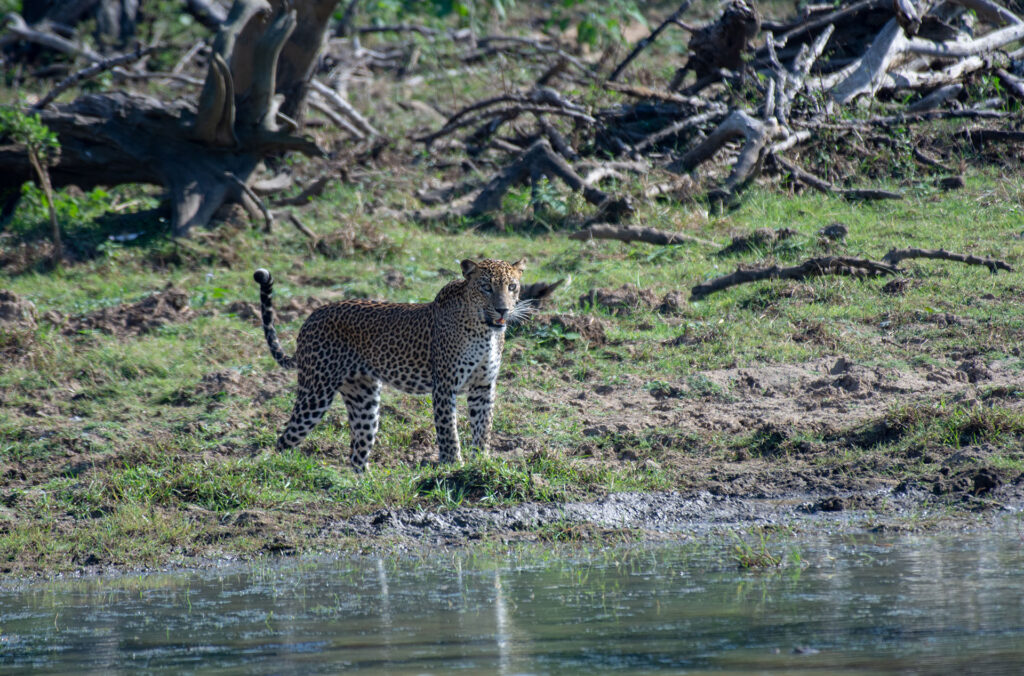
253, 258, 527, 472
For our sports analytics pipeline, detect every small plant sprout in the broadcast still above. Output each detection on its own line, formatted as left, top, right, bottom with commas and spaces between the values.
0, 109, 61, 264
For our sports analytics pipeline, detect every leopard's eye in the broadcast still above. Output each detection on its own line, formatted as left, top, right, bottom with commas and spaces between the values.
508, 283, 518, 292
481, 281, 492, 293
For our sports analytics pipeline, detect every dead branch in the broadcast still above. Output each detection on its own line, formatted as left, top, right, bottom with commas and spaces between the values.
768, 0, 886, 50
519, 279, 565, 305
25, 146, 61, 265
830, 19, 906, 103
904, 22, 1024, 58
603, 81, 711, 108
308, 94, 365, 137
691, 257, 899, 300
183, 0, 228, 31
252, 173, 293, 194
906, 84, 963, 112
356, 24, 441, 36
32, 45, 155, 111
669, 109, 776, 205
956, 129, 1024, 146
468, 139, 631, 220
947, 0, 1022, 27
310, 79, 378, 137
472, 35, 591, 76
537, 115, 579, 161
418, 95, 594, 146
415, 178, 482, 206
912, 147, 953, 173
285, 211, 316, 239
226, 171, 273, 232
773, 155, 902, 201
608, 0, 694, 82
995, 68, 1024, 101
570, 223, 720, 247
1, 11, 101, 61
633, 109, 725, 154
273, 176, 332, 207
882, 248, 1013, 273
809, 108, 1010, 131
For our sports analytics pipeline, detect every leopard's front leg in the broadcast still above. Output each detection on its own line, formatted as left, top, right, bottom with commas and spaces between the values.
432, 382, 462, 463
466, 379, 495, 455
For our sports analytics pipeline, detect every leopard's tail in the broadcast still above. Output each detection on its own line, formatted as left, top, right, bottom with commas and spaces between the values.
253, 269, 295, 369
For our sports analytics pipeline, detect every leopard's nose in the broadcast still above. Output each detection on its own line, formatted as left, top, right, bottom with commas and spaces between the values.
496, 307, 509, 319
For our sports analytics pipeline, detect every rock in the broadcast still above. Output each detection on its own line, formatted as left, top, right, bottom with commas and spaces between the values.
881, 278, 910, 295
817, 222, 848, 240
935, 175, 965, 191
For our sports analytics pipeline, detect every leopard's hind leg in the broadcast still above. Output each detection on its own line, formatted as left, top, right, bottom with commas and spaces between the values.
277, 370, 337, 451
339, 374, 382, 472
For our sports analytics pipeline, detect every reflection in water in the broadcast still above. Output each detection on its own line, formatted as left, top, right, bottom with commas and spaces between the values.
2, 528, 1024, 674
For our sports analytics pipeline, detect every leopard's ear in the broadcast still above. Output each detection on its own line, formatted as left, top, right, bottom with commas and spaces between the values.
512, 258, 527, 272
460, 259, 478, 277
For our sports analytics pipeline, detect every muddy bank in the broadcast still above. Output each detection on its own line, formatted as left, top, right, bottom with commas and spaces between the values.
323, 485, 1024, 546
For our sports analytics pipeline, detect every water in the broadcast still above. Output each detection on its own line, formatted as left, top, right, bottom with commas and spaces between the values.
2, 528, 1024, 674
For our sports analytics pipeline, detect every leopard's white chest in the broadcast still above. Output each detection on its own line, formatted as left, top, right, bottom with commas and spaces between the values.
454, 331, 502, 391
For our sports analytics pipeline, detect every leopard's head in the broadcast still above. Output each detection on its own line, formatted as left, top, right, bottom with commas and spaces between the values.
460, 258, 527, 331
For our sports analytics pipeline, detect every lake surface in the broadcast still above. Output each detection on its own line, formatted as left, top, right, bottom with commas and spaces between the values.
2, 525, 1024, 674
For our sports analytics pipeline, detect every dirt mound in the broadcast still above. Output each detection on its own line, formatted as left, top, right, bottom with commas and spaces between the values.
185, 367, 293, 406
0, 290, 36, 330
581, 284, 658, 315
716, 227, 798, 256
530, 313, 607, 346
196, 370, 248, 398
223, 296, 326, 326
63, 286, 195, 336
0, 290, 38, 361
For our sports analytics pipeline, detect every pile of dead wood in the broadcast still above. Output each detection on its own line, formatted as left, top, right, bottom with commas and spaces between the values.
3, 0, 1024, 271
413, 0, 1024, 223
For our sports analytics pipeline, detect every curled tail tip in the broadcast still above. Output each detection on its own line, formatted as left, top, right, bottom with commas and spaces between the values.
254, 268, 272, 286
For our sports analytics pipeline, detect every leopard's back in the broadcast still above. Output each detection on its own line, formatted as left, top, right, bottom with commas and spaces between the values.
296, 300, 434, 394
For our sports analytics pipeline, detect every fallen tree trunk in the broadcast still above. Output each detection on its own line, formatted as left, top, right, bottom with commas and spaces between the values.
1, 0, 337, 237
